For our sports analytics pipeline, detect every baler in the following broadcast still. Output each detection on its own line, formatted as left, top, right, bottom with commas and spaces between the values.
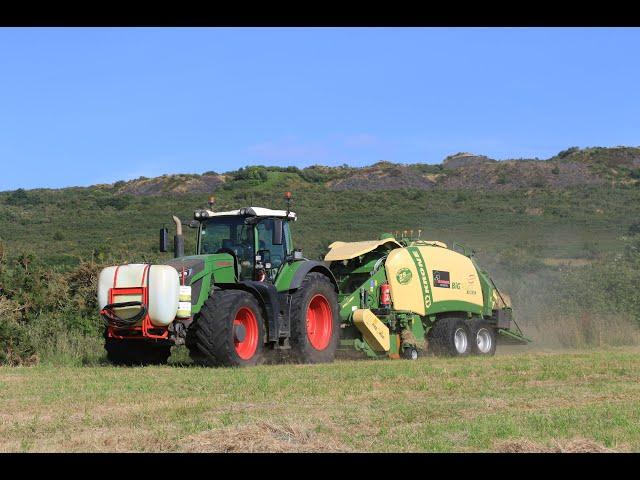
324, 234, 528, 359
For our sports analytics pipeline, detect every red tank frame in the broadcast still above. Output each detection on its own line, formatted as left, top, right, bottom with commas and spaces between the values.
102, 265, 170, 340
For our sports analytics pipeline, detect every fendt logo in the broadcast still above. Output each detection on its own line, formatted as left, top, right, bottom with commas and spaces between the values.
396, 268, 413, 285
409, 248, 432, 308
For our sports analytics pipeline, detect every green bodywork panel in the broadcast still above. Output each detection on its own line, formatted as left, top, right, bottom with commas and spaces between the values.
427, 300, 483, 316
273, 260, 304, 292
337, 266, 387, 320
176, 254, 236, 314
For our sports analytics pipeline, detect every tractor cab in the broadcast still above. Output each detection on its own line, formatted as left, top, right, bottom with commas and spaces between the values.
195, 206, 296, 282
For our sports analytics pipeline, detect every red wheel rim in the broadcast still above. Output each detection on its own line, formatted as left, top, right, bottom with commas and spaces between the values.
233, 307, 259, 360
306, 294, 333, 350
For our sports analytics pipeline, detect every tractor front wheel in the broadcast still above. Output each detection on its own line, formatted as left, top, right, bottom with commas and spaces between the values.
289, 273, 340, 364
187, 290, 265, 367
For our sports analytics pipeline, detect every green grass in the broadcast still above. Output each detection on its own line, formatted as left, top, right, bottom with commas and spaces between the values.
1, 348, 639, 452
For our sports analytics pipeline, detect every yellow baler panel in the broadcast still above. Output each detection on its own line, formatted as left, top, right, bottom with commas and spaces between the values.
385, 246, 484, 315
385, 248, 427, 315
353, 309, 390, 352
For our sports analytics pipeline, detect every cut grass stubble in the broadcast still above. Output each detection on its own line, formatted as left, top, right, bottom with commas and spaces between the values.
0, 348, 639, 453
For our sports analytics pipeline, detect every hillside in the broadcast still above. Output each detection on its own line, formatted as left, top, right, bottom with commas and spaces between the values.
0, 146, 639, 366
1, 146, 639, 268
80, 146, 640, 195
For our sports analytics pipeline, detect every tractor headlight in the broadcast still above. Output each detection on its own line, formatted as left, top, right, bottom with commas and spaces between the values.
195, 211, 201, 219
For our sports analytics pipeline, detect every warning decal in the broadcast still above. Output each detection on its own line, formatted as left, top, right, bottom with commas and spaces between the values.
433, 270, 451, 288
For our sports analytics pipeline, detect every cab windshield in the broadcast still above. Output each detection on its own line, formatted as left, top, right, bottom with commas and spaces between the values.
199, 216, 254, 270
198, 216, 288, 280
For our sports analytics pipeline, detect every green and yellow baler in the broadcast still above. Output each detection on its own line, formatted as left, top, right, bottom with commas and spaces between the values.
325, 234, 529, 359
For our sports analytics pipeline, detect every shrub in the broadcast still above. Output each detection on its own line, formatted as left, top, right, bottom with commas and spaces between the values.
0, 297, 37, 365
557, 146, 580, 159
96, 196, 130, 210
627, 222, 640, 236
4, 188, 41, 206
232, 167, 269, 182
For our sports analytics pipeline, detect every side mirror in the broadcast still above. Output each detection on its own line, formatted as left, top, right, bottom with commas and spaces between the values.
159, 227, 169, 252
188, 220, 200, 229
272, 218, 284, 246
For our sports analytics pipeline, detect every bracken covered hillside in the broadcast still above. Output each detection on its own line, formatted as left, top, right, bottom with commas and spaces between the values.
83, 146, 640, 195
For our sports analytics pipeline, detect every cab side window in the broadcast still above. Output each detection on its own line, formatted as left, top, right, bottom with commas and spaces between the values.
257, 219, 287, 268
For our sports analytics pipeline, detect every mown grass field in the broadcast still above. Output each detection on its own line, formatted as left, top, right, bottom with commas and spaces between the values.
1, 347, 639, 453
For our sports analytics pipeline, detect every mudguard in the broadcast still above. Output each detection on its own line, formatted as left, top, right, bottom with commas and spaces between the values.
289, 261, 339, 291
218, 281, 281, 343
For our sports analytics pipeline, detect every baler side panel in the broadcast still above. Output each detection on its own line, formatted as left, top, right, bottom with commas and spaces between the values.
386, 245, 483, 317
386, 248, 429, 315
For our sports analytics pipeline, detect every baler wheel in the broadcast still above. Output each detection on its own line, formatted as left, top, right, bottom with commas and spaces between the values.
104, 334, 171, 366
402, 347, 419, 360
427, 316, 471, 357
289, 273, 340, 364
469, 319, 497, 356
187, 289, 265, 367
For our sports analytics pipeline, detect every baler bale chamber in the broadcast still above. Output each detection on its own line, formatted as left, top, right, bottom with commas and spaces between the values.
325, 233, 529, 359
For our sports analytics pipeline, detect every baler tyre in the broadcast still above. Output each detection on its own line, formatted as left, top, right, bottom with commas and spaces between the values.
402, 347, 419, 360
104, 335, 171, 366
289, 273, 340, 364
427, 316, 471, 357
187, 290, 265, 367
469, 319, 497, 356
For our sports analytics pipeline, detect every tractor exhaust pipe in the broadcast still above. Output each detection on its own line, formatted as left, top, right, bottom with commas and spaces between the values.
172, 215, 184, 258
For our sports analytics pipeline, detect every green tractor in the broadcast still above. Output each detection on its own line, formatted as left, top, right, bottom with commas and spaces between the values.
98, 194, 341, 366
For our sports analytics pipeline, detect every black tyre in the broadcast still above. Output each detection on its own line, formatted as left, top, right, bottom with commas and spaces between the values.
427, 316, 471, 357
469, 319, 497, 356
289, 273, 340, 364
187, 289, 265, 367
402, 346, 419, 360
104, 334, 171, 366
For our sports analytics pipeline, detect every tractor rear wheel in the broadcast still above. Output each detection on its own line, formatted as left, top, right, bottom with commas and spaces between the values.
469, 319, 497, 356
427, 316, 471, 357
187, 290, 265, 367
104, 335, 171, 366
289, 273, 340, 364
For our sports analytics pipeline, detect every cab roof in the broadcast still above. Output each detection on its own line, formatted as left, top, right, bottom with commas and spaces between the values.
201, 207, 297, 220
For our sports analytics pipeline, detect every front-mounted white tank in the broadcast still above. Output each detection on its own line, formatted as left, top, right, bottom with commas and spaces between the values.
98, 264, 180, 327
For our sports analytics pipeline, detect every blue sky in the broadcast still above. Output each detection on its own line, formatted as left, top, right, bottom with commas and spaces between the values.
0, 27, 639, 190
